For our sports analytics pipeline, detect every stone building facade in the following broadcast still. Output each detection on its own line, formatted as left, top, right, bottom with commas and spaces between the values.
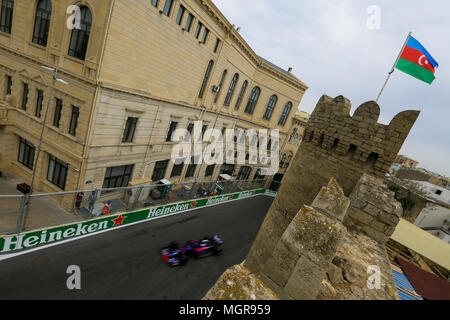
0, 0, 307, 206
279, 111, 309, 173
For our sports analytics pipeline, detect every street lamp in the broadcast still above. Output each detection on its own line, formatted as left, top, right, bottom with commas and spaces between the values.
29, 66, 69, 190
17, 66, 69, 232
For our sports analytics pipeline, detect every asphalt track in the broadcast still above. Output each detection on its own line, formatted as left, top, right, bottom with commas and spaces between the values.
0, 195, 273, 299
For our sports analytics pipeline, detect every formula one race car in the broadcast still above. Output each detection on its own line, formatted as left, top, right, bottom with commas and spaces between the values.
160, 242, 188, 267
161, 235, 223, 267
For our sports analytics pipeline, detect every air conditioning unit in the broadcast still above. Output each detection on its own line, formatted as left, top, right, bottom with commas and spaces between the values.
212, 85, 220, 93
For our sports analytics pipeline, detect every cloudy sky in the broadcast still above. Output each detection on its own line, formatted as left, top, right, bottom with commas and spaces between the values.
213, 0, 450, 177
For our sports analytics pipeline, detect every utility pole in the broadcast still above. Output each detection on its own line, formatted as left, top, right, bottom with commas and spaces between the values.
17, 66, 69, 233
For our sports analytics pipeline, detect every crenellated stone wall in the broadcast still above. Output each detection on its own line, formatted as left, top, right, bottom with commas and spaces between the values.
244, 95, 419, 275
344, 174, 403, 244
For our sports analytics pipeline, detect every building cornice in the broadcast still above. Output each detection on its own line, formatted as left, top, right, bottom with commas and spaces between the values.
197, 0, 308, 92
0, 44, 97, 90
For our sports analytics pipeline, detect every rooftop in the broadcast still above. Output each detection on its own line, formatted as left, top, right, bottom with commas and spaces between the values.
391, 218, 450, 270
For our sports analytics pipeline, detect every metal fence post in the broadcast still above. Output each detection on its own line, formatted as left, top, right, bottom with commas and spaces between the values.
16, 194, 29, 234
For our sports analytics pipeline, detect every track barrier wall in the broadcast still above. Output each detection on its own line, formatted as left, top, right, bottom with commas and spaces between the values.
0, 188, 277, 254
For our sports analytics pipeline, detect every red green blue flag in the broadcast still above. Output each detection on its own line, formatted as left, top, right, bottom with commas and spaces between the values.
396, 36, 438, 84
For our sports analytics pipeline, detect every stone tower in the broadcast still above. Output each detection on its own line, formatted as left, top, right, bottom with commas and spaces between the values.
245, 95, 419, 274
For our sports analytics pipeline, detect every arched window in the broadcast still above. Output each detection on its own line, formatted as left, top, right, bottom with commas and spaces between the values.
234, 80, 247, 110
32, 0, 52, 46
262, 94, 277, 120
224, 73, 238, 107
0, 0, 14, 34
198, 60, 214, 99
68, 6, 92, 60
286, 153, 293, 167
214, 69, 227, 103
289, 128, 298, 144
244, 86, 260, 115
280, 153, 287, 167
278, 101, 293, 126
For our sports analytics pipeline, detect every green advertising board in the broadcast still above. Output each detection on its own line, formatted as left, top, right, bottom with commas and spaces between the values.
0, 188, 269, 254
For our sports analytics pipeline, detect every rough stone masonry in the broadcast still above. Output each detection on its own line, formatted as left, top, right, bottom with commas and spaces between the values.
244, 95, 419, 275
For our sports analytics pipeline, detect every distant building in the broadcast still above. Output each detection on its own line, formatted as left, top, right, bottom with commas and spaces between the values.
395, 155, 419, 169
269, 111, 309, 190
414, 204, 450, 244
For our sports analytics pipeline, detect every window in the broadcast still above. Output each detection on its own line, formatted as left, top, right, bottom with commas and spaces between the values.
185, 156, 198, 178
35, 89, 43, 118
18, 138, 35, 170
213, 38, 220, 53
32, 0, 51, 46
150, 0, 158, 7
347, 144, 357, 159
263, 95, 278, 120
234, 80, 247, 110
175, 5, 185, 25
278, 101, 292, 126
152, 160, 169, 181
253, 168, 265, 181
244, 87, 260, 115
250, 134, 258, 146
220, 127, 226, 140
214, 69, 227, 103
122, 117, 138, 143
205, 164, 215, 177
102, 165, 134, 190
53, 98, 62, 127
68, 105, 79, 136
194, 22, 202, 39
47, 154, 68, 190
201, 28, 209, 44
236, 166, 252, 181
170, 160, 184, 177
0, 0, 14, 34
68, 6, 92, 60
267, 138, 272, 151
220, 163, 235, 176
21, 83, 28, 110
185, 123, 194, 141
162, 0, 173, 16
5, 74, 12, 95
200, 124, 208, 141
184, 13, 193, 32
224, 73, 238, 107
366, 152, 379, 168
198, 60, 213, 99
166, 121, 178, 142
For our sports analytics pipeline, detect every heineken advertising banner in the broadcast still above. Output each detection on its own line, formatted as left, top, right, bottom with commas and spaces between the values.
264, 189, 277, 197
0, 188, 269, 254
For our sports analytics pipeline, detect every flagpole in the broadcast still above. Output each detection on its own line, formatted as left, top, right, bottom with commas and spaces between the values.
376, 31, 412, 103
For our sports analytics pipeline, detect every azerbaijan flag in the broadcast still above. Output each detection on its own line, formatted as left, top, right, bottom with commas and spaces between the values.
396, 36, 438, 84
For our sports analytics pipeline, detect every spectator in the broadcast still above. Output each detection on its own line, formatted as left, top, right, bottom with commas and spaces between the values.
103, 201, 112, 215
75, 192, 84, 210
88, 191, 97, 215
